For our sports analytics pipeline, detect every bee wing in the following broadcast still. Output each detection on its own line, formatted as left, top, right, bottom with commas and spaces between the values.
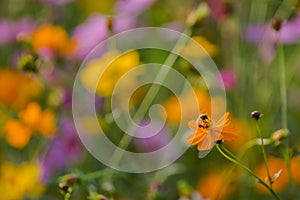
198, 149, 213, 158
197, 132, 214, 158
188, 120, 197, 130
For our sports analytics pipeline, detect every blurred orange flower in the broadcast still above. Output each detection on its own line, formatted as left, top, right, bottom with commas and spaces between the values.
254, 156, 289, 194
31, 24, 75, 54
224, 119, 253, 153
4, 119, 32, 149
198, 171, 237, 200
3, 102, 56, 148
291, 155, 300, 185
187, 112, 237, 151
0, 69, 42, 109
163, 88, 211, 124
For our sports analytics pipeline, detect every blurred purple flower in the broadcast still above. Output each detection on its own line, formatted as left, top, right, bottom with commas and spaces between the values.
220, 68, 237, 90
132, 120, 171, 152
245, 14, 300, 63
0, 17, 35, 45
41, 0, 73, 5
40, 118, 83, 182
71, 14, 109, 60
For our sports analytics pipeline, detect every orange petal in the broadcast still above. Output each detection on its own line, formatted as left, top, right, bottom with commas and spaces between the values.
221, 131, 238, 141
187, 131, 206, 145
215, 112, 229, 127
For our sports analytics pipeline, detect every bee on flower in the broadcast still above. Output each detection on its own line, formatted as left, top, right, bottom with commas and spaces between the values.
187, 112, 237, 152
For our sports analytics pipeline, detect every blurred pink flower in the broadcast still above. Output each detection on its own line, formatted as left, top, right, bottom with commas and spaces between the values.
245, 14, 300, 63
71, 14, 109, 60
220, 68, 237, 90
113, 0, 156, 33
41, 0, 73, 5
0, 17, 35, 45
71, 0, 156, 60
115, 0, 156, 16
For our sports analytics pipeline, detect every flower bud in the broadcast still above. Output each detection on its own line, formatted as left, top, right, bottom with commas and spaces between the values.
18, 53, 39, 73
271, 18, 283, 31
58, 182, 71, 193
251, 111, 262, 120
272, 129, 289, 146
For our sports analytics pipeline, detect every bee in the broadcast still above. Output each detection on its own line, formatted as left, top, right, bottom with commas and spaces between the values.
196, 113, 212, 128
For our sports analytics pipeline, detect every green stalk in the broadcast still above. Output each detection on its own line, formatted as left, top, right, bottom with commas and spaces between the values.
216, 143, 281, 200
255, 121, 273, 187
81, 169, 110, 181
278, 41, 292, 180
278, 42, 288, 130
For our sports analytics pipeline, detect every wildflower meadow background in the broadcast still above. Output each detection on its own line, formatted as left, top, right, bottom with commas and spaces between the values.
1, 0, 300, 199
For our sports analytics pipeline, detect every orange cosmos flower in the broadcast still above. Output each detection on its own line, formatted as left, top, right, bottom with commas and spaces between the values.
187, 112, 237, 151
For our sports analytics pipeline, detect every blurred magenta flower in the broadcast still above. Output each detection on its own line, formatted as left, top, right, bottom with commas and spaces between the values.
0, 17, 35, 45
220, 68, 237, 90
71, 14, 109, 60
41, 0, 73, 5
40, 118, 83, 182
207, 0, 228, 21
245, 14, 300, 63
133, 120, 171, 152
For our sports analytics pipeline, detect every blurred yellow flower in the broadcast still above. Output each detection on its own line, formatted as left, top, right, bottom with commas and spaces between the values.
0, 162, 44, 200
254, 156, 289, 194
180, 36, 218, 58
198, 171, 237, 200
31, 24, 75, 54
80, 51, 141, 97
0, 69, 42, 109
3, 102, 56, 148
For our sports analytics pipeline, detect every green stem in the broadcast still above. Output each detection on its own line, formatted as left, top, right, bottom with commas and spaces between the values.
255, 121, 273, 187
81, 169, 110, 181
278, 42, 288, 130
278, 40, 292, 180
216, 143, 281, 200
64, 193, 71, 200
